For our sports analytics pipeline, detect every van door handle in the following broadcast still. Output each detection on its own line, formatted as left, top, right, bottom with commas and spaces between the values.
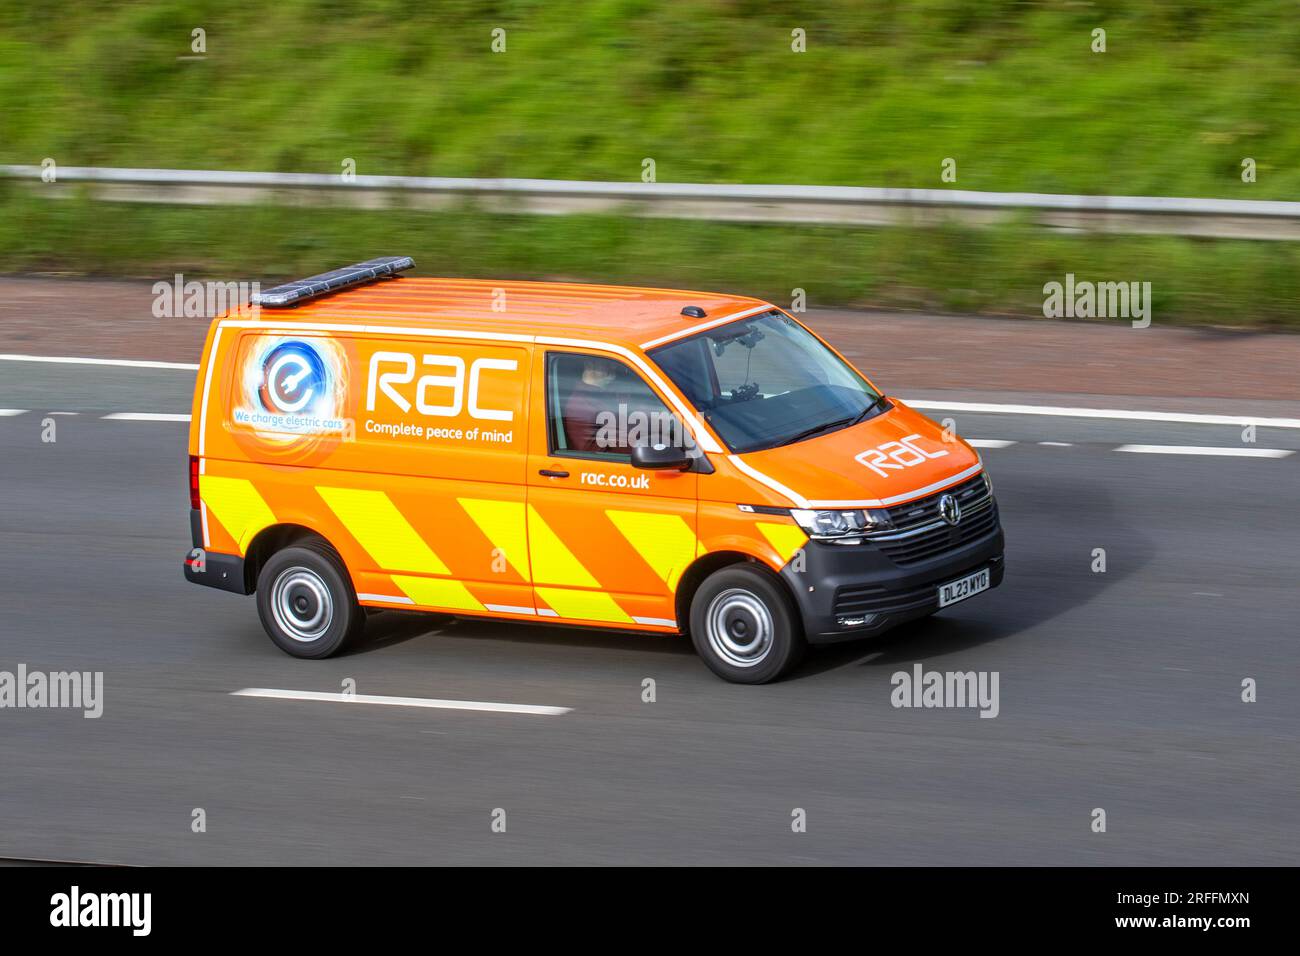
538, 468, 570, 478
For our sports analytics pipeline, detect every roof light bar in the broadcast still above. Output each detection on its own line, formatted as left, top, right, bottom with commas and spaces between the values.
251, 256, 415, 308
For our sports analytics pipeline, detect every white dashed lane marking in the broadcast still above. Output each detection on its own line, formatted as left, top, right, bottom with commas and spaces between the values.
230, 687, 572, 716
0, 353, 199, 371
3, 407, 1297, 463
5, 353, 1300, 428
101, 412, 192, 422
904, 398, 1300, 430
1115, 444, 1294, 458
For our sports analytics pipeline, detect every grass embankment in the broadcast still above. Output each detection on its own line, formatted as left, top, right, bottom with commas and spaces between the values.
2, 1, 1298, 324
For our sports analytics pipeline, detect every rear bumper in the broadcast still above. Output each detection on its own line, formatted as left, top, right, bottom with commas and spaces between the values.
781, 506, 1005, 645
183, 548, 248, 593
183, 508, 248, 594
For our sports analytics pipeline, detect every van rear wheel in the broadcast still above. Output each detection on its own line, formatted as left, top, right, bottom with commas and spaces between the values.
255, 542, 363, 659
689, 564, 805, 684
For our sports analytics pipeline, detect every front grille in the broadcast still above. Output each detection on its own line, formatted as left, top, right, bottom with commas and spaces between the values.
868, 474, 998, 566
834, 580, 940, 617
833, 557, 994, 617
883, 473, 988, 532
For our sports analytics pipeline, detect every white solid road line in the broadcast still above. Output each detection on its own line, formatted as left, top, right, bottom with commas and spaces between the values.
0, 409, 27, 416
966, 439, 1016, 448
904, 398, 1300, 430
230, 687, 572, 716
1115, 444, 1294, 458
4, 352, 1297, 429
0, 353, 199, 371
102, 412, 192, 422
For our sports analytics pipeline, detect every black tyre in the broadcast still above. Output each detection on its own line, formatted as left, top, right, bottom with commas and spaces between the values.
688, 563, 805, 684
255, 541, 364, 659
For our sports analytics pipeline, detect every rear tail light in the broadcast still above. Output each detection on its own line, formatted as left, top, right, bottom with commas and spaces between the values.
189, 455, 200, 510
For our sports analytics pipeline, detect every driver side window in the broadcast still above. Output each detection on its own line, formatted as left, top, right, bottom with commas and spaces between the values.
546, 352, 681, 461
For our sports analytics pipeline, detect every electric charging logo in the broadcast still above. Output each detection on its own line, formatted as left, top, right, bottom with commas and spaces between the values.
235, 337, 349, 455
258, 341, 327, 414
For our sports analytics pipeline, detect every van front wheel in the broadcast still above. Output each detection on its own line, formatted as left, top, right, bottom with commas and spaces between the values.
255, 543, 363, 659
689, 564, 805, 684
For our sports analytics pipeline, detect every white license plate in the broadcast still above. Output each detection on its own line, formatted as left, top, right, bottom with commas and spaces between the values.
938, 568, 990, 608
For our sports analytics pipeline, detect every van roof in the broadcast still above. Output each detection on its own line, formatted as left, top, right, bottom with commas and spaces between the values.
224, 277, 773, 350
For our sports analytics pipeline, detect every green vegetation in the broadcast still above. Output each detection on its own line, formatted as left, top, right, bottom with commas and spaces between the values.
2, 1, 1298, 323
6, 189, 1300, 326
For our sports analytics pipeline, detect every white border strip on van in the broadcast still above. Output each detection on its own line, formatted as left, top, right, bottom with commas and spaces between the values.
215, 319, 534, 343
357, 592, 416, 605
208, 319, 727, 455
805, 463, 986, 509
535, 334, 724, 454
197, 327, 222, 459
484, 603, 538, 615
727, 457, 985, 511
727, 455, 811, 509
638, 304, 773, 350
632, 616, 677, 628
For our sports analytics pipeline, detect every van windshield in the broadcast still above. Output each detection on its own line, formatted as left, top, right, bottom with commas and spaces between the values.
648, 311, 886, 454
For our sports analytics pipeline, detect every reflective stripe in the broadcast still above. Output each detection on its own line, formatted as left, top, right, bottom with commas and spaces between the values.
632, 616, 677, 628
534, 335, 723, 454
214, 318, 724, 452
201, 476, 276, 553
606, 510, 697, 592
458, 498, 530, 579
484, 603, 537, 616
391, 575, 483, 611
534, 587, 633, 624
197, 326, 222, 458
317, 486, 449, 575
727, 455, 809, 509
805, 463, 985, 509
638, 304, 772, 349
357, 592, 416, 605
526, 505, 599, 587
756, 521, 808, 564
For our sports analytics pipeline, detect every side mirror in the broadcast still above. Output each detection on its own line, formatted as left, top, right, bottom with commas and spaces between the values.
630, 444, 692, 471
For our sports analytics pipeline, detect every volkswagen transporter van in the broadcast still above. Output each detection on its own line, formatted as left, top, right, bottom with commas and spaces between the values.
184, 257, 1004, 683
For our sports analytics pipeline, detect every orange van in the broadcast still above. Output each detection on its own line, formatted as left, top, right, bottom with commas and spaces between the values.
184, 257, 1003, 683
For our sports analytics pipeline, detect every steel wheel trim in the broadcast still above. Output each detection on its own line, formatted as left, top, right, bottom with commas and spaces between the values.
705, 587, 774, 668
271, 567, 334, 642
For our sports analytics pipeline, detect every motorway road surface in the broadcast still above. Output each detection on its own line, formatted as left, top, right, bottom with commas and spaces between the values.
0, 359, 1297, 865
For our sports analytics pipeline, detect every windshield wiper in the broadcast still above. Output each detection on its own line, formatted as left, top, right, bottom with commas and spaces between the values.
772, 395, 888, 448
852, 393, 887, 423
775, 416, 856, 448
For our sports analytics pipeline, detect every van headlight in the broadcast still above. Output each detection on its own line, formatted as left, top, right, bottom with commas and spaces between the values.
790, 508, 892, 538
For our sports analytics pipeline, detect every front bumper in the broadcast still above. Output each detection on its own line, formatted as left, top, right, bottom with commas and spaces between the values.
781, 505, 1005, 644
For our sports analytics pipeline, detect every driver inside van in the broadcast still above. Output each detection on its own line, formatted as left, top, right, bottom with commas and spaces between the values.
562, 356, 623, 453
